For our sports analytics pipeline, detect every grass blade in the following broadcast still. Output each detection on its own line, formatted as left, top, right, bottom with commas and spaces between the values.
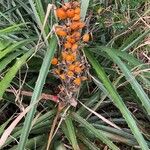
84, 49, 149, 150
0, 117, 12, 136
28, 0, 48, 43
121, 29, 150, 51
77, 133, 100, 150
119, 30, 139, 51
0, 49, 34, 99
0, 39, 11, 51
0, 23, 26, 35
0, 51, 23, 72
71, 112, 120, 150
89, 47, 150, 89
34, 0, 49, 35
101, 47, 150, 115
90, 47, 141, 67
9, 135, 46, 150
62, 116, 79, 150
81, 0, 90, 21
0, 39, 35, 60
17, 36, 57, 150
2, 110, 55, 149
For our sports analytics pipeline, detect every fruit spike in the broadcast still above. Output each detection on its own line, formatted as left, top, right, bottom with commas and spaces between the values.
51, 1, 90, 106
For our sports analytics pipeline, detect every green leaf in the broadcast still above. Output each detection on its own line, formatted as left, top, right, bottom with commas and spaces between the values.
54, 142, 67, 150
90, 47, 141, 67
17, 36, 57, 150
0, 49, 34, 99
28, 0, 48, 44
77, 91, 101, 116
35, 0, 49, 35
0, 51, 23, 72
0, 23, 26, 35
9, 135, 46, 150
84, 49, 149, 150
62, 116, 79, 150
89, 47, 150, 89
71, 112, 120, 150
78, 133, 100, 150
0, 39, 11, 51
0, 39, 35, 60
2, 110, 55, 149
119, 29, 140, 51
121, 29, 150, 51
101, 47, 150, 115
81, 0, 90, 21
0, 117, 13, 136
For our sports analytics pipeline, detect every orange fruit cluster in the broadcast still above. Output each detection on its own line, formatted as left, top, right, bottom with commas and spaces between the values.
51, 1, 90, 87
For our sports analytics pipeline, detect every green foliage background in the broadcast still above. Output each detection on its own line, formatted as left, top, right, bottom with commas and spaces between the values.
0, 0, 150, 149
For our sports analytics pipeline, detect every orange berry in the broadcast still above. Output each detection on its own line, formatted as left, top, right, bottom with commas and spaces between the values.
72, 32, 81, 40
67, 36, 76, 44
72, 14, 80, 21
72, 32, 81, 37
75, 7, 80, 14
74, 66, 82, 73
71, 43, 78, 51
66, 54, 76, 62
51, 58, 58, 65
73, 77, 81, 85
67, 71, 74, 77
62, 51, 68, 60
83, 33, 90, 42
68, 64, 75, 71
70, 22, 80, 30
64, 41, 72, 49
66, 9, 75, 18
56, 27, 67, 36
78, 22, 85, 29
56, 30, 67, 36
56, 8, 67, 20
70, 21, 85, 30
60, 74, 66, 80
